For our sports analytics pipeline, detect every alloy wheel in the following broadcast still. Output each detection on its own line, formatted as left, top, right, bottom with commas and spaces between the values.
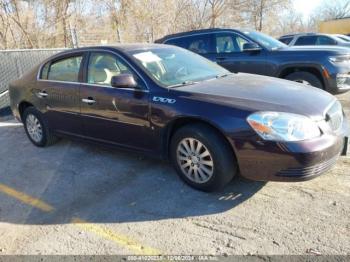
176, 138, 214, 184
26, 114, 43, 143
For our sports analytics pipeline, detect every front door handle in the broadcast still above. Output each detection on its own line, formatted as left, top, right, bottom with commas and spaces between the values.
37, 91, 48, 98
82, 97, 96, 105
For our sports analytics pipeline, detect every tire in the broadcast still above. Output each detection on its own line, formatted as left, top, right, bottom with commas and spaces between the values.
23, 106, 58, 147
285, 71, 323, 89
170, 123, 237, 192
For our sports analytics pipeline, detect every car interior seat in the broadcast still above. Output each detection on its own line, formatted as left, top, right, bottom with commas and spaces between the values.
89, 56, 121, 85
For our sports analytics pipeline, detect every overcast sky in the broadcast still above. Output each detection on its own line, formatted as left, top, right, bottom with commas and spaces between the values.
293, 0, 322, 18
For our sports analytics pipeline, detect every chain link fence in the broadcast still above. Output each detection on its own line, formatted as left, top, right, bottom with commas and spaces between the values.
0, 49, 67, 110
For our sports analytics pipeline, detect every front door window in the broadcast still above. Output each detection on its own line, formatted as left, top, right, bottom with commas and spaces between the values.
216, 34, 249, 53
87, 52, 137, 86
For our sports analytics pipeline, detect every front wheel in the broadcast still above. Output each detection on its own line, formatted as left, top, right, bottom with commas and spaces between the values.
170, 124, 237, 192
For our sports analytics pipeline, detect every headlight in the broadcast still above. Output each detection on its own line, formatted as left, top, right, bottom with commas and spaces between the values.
247, 112, 321, 141
336, 73, 350, 88
329, 55, 350, 65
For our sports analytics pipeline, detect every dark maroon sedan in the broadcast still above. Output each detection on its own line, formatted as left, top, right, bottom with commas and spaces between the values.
9, 44, 349, 191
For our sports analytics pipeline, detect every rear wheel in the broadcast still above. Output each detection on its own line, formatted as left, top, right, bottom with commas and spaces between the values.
170, 124, 237, 192
23, 107, 58, 147
285, 71, 323, 89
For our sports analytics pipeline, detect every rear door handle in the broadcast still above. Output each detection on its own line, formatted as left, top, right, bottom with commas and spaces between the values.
82, 97, 96, 105
37, 91, 48, 98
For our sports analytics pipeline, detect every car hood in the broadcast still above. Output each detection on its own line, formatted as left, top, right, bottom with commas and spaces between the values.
340, 43, 350, 48
280, 45, 350, 55
175, 73, 336, 121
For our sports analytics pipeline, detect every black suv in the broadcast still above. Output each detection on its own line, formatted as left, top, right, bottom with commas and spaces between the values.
156, 28, 350, 94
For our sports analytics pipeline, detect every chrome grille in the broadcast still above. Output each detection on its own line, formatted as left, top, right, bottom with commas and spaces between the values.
326, 101, 343, 132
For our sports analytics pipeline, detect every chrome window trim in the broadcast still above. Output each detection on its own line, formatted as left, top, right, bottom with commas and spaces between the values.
36, 48, 149, 91
82, 82, 149, 93
36, 79, 80, 85
37, 79, 149, 93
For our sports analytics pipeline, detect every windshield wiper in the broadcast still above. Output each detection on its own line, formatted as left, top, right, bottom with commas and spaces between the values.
271, 46, 284, 50
168, 81, 198, 88
216, 73, 232, 78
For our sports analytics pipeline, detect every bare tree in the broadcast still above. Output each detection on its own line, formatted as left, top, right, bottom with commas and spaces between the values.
104, 0, 129, 43
315, 0, 350, 20
207, 0, 226, 27
0, 0, 36, 48
0, 0, 336, 49
273, 9, 317, 36
242, 0, 291, 32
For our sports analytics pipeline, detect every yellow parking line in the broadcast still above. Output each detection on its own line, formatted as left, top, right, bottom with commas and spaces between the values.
71, 217, 161, 255
0, 183, 161, 255
0, 183, 54, 212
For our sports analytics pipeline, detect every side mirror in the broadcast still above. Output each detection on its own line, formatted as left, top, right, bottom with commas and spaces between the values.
111, 74, 138, 88
243, 43, 262, 52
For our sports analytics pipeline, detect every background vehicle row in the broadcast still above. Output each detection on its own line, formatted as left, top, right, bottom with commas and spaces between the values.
156, 28, 350, 94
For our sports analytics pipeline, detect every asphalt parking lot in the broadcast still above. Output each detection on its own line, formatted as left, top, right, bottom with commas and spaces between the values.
0, 92, 349, 256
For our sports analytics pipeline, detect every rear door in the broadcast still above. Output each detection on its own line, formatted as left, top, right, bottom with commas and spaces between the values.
294, 36, 317, 46
165, 34, 215, 58
37, 53, 85, 135
79, 51, 152, 151
209, 32, 267, 75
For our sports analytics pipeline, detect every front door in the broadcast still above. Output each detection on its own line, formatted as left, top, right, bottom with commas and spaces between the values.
208, 32, 267, 75
79, 51, 152, 151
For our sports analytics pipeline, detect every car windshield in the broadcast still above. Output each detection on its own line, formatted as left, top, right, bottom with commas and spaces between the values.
243, 31, 287, 50
335, 35, 350, 42
128, 47, 229, 87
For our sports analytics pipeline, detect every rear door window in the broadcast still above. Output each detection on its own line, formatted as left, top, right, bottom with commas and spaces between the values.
279, 37, 293, 45
47, 56, 83, 82
316, 36, 337, 45
165, 34, 214, 54
294, 36, 317, 45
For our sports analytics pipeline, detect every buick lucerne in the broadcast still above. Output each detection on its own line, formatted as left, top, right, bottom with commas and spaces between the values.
9, 45, 349, 191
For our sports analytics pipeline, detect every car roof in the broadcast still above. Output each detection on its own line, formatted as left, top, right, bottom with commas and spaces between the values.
279, 34, 297, 38
155, 28, 244, 43
56, 43, 170, 54
279, 33, 336, 39
39, 44, 175, 65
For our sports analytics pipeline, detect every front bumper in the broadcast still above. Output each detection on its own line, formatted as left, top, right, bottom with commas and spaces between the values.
335, 73, 350, 91
233, 120, 349, 182
326, 69, 350, 94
